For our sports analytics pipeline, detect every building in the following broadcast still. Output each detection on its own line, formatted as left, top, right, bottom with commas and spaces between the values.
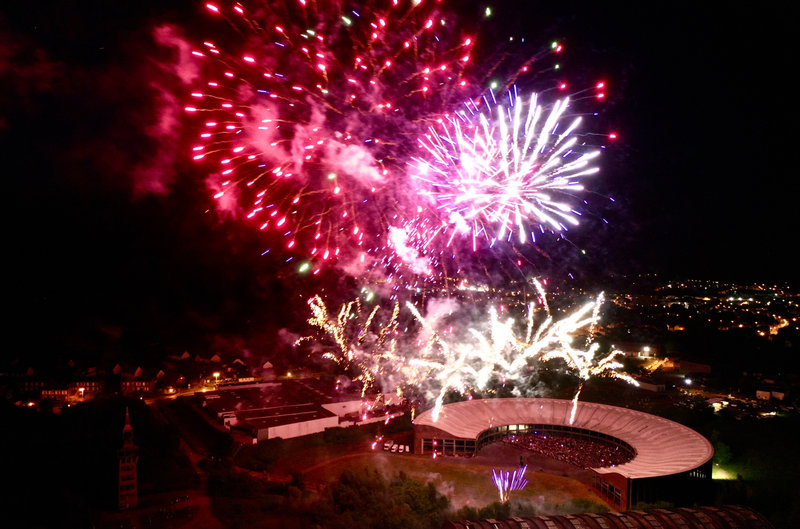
611, 342, 660, 358
414, 398, 713, 509
634, 377, 666, 392
756, 390, 772, 401
232, 401, 340, 441
118, 408, 139, 510
120, 377, 157, 395
69, 379, 104, 398
198, 378, 399, 442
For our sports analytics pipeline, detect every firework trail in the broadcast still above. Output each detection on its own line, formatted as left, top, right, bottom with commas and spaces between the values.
184, 1, 608, 289
492, 464, 528, 502
297, 279, 636, 422
404, 278, 638, 421
538, 293, 639, 424
296, 294, 400, 397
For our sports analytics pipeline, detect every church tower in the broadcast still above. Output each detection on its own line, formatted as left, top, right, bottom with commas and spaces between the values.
118, 407, 139, 510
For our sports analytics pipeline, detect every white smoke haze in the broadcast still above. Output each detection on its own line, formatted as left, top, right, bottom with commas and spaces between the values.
152, 25, 200, 86
388, 226, 433, 276
242, 96, 285, 162
206, 175, 243, 217
336, 251, 381, 281
127, 25, 204, 196
288, 103, 327, 176
116, 24, 200, 196
323, 140, 385, 187
132, 83, 183, 196
395, 283, 637, 420
414, 296, 462, 341
278, 327, 303, 346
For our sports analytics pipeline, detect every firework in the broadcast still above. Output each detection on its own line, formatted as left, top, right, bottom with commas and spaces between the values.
183, 3, 626, 425
187, 0, 478, 274
406, 279, 632, 421
184, 1, 606, 288
538, 293, 639, 423
492, 464, 528, 502
296, 294, 400, 397
411, 90, 600, 248
296, 277, 636, 423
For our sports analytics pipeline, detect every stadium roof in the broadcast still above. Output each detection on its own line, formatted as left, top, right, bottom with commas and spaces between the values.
443, 505, 774, 529
414, 398, 713, 479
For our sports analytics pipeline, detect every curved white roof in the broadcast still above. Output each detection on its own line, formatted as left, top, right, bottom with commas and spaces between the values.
414, 398, 713, 479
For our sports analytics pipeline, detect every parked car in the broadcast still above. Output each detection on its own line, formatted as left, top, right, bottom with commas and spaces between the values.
384, 441, 393, 451
391, 444, 398, 453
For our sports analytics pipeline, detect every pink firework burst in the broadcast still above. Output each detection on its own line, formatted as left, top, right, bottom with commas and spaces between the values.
186, 0, 476, 272
183, 1, 611, 287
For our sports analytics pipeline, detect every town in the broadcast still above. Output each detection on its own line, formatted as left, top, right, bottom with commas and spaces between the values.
2, 275, 797, 528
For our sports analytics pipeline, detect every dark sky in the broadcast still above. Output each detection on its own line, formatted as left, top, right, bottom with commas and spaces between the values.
1, 1, 795, 361
562, 1, 795, 284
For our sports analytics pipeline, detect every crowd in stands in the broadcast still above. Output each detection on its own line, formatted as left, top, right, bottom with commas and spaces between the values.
504, 432, 633, 468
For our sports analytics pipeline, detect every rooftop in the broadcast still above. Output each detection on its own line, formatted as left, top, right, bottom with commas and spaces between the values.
235, 403, 337, 430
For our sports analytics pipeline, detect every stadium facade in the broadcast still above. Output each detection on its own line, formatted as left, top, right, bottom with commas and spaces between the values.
414, 398, 714, 509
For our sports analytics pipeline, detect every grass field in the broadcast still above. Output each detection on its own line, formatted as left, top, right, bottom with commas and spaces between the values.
302, 448, 609, 512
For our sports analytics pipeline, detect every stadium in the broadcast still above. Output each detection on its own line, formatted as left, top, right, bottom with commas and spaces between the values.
413, 398, 714, 509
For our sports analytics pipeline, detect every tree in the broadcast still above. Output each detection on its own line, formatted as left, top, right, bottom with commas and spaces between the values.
309, 469, 449, 529
714, 441, 733, 466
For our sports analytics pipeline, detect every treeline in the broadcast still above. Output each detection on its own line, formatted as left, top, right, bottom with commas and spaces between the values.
309, 469, 449, 529
205, 465, 449, 529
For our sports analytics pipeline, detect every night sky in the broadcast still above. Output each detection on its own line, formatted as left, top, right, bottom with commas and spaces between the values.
2, 0, 795, 361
